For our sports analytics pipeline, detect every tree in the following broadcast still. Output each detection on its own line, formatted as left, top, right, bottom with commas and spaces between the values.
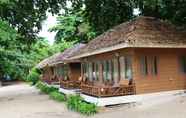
0, 0, 67, 42
68, 0, 186, 35
84, 0, 134, 34
135, 0, 186, 27
49, 10, 96, 43
0, 19, 27, 80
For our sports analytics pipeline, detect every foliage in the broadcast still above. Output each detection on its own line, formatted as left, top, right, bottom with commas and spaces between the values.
0, 19, 29, 80
47, 40, 74, 55
49, 91, 66, 102
67, 95, 97, 115
26, 68, 41, 85
66, 0, 186, 36
49, 10, 96, 43
135, 0, 186, 27
1, 0, 186, 43
36, 82, 98, 115
0, 19, 73, 81
36, 81, 58, 94
83, 0, 134, 34
0, 0, 68, 41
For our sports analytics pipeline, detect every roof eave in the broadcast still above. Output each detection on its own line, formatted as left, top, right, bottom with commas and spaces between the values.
70, 43, 186, 59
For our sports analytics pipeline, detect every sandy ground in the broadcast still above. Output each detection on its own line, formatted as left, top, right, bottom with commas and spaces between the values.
0, 83, 186, 118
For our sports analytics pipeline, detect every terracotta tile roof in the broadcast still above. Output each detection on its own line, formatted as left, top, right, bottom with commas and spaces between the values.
70, 16, 186, 59
36, 43, 86, 69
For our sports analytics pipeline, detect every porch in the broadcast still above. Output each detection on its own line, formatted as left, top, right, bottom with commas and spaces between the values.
59, 79, 81, 95
60, 79, 81, 89
41, 75, 60, 88
80, 83, 136, 97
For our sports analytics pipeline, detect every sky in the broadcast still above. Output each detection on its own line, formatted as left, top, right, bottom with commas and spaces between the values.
38, 1, 72, 45
38, 8, 140, 45
38, 13, 57, 44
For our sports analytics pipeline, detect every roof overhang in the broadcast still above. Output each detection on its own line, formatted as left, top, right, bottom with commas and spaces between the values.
49, 59, 81, 66
69, 43, 186, 60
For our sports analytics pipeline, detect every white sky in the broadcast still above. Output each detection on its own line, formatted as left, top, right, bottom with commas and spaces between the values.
38, 13, 57, 44
38, 2, 72, 45
38, 8, 140, 45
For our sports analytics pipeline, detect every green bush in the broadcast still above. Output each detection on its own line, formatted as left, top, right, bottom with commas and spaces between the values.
26, 68, 41, 85
67, 95, 97, 115
36, 81, 58, 94
36, 82, 98, 116
49, 91, 66, 102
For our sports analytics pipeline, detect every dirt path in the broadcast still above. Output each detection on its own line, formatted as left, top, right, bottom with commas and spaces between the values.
0, 83, 82, 118
0, 83, 186, 118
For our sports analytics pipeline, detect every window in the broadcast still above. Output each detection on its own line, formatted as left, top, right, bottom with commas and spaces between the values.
119, 56, 133, 80
113, 58, 119, 82
103, 61, 107, 81
82, 63, 85, 76
92, 62, 96, 80
140, 56, 158, 76
119, 57, 125, 80
125, 56, 132, 79
140, 56, 148, 76
103, 60, 112, 81
82, 63, 89, 78
151, 56, 158, 75
57, 66, 63, 76
93, 61, 99, 81
63, 65, 69, 78
88, 62, 93, 81
179, 56, 186, 73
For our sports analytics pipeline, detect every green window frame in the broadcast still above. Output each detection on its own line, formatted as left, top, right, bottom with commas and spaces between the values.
140, 56, 148, 76
95, 61, 99, 81
113, 58, 119, 82
179, 56, 186, 74
125, 56, 132, 80
151, 56, 158, 75
88, 62, 93, 81
92, 61, 99, 81
103, 60, 112, 81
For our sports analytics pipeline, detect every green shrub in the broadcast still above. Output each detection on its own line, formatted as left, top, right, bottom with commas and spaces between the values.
67, 95, 98, 115
26, 68, 41, 85
36, 81, 58, 94
49, 91, 66, 102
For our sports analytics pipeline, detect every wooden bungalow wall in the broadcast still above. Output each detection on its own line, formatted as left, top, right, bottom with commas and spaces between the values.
81, 48, 135, 86
82, 48, 186, 94
133, 48, 186, 94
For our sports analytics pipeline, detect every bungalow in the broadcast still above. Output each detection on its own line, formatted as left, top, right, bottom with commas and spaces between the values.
69, 16, 186, 106
37, 43, 86, 94
37, 58, 55, 84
